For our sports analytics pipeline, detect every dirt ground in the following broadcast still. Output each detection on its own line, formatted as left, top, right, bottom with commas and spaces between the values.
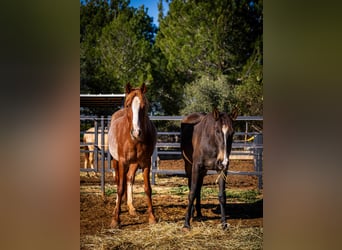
80, 158, 263, 237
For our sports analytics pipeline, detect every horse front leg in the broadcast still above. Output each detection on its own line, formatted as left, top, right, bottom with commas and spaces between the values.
110, 160, 126, 229
126, 163, 139, 216
142, 163, 156, 224
112, 159, 118, 184
218, 170, 229, 230
184, 163, 200, 230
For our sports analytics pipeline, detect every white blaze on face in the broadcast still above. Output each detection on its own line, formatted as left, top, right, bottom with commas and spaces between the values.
222, 124, 229, 167
131, 96, 141, 138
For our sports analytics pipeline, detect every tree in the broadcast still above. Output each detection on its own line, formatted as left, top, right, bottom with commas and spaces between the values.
156, 0, 263, 115
156, 0, 259, 79
80, 0, 263, 116
80, 0, 122, 93
234, 36, 263, 115
148, 46, 186, 115
181, 74, 236, 115
98, 7, 156, 88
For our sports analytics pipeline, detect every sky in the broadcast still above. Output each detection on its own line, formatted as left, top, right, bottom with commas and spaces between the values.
129, 0, 169, 26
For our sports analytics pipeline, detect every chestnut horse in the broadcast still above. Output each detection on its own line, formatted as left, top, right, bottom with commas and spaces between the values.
181, 108, 238, 230
83, 127, 109, 171
108, 83, 157, 228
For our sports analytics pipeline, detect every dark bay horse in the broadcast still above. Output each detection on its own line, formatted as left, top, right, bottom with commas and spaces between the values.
108, 83, 157, 228
181, 108, 238, 230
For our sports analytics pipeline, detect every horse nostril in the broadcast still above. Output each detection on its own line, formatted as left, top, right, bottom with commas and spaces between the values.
130, 129, 141, 138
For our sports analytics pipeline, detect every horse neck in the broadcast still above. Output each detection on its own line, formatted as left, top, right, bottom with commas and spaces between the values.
201, 115, 215, 135
140, 110, 152, 134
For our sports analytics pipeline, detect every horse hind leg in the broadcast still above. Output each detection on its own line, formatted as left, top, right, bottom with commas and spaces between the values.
84, 147, 92, 177
194, 174, 204, 219
84, 147, 89, 169
89, 151, 97, 177
110, 161, 126, 229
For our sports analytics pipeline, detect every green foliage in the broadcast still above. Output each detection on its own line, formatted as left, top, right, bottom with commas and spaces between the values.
156, 0, 261, 79
169, 186, 261, 203
156, 0, 263, 115
105, 187, 116, 196
181, 74, 236, 115
80, 0, 157, 95
170, 185, 189, 196
98, 9, 155, 87
234, 37, 263, 115
148, 46, 185, 115
80, 0, 127, 94
80, 0, 263, 116
226, 189, 260, 203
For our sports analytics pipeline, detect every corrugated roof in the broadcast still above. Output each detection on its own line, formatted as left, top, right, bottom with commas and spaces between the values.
80, 94, 125, 108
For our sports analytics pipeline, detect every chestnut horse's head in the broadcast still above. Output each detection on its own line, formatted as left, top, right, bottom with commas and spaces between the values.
124, 83, 148, 140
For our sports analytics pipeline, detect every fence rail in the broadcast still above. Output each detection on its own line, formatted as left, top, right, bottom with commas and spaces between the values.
80, 115, 263, 195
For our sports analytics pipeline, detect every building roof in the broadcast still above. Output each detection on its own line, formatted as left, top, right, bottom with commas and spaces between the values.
80, 94, 125, 108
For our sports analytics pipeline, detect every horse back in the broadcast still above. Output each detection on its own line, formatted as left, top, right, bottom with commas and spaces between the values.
181, 113, 206, 177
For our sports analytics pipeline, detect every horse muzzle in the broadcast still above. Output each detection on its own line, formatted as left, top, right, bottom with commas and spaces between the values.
130, 128, 141, 139
216, 159, 229, 171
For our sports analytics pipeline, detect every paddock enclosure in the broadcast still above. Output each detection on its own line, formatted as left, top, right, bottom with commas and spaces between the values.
80, 115, 263, 249
80, 116, 263, 192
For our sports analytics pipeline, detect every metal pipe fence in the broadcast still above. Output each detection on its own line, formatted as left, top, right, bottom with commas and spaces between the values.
80, 116, 263, 195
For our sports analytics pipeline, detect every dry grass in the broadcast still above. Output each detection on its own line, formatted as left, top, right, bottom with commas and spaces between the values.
80, 221, 263, 250
80, 160, 263, 249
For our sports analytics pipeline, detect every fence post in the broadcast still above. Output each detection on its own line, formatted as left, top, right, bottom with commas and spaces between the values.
94, 119, 98, 173
100, 116, 105, 197
151, 147, 158, 185
254, 133, 263, 190
107, 116, 112, 176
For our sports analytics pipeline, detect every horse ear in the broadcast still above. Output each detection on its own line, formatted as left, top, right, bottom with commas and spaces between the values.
141, 82, 147, 93
213, 108, 220, 120
125, 83, 132, 94
230, 107, 239, 121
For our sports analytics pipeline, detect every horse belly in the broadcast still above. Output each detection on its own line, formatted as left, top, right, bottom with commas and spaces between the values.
108, 127, 119, 161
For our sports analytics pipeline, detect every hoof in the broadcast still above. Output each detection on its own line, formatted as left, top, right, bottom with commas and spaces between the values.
128, 209, 137, 216
110, 220, 121, 229
149, 216, 157, 224
222, 222, 230, 230
193, 215, 204, 222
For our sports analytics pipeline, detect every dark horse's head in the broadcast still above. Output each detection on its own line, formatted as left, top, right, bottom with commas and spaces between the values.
124, 83, 148, 140
212, 108, 237, 171
194, 108, 238, 171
